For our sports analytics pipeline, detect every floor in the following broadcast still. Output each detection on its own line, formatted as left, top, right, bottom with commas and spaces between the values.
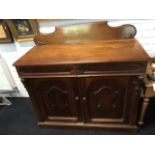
0, 97, 155, 135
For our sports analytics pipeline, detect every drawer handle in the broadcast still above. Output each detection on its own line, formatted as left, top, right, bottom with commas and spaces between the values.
75, 96, 79, 100
83, 97, 86, 101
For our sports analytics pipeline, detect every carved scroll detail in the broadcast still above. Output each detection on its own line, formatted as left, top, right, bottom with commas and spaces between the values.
34, 21, 137, 45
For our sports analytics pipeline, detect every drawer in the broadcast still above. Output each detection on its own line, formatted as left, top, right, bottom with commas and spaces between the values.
16, 65, 76, 77
78, 62, 147, 75
16, 62, 147, 78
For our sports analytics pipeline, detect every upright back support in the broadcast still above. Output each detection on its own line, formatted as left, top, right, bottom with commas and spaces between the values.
34, 21, 137, 45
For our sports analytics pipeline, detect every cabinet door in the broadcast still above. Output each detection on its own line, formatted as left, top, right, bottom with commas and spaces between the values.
81, 76, 131, 124
27, 77, 82, 123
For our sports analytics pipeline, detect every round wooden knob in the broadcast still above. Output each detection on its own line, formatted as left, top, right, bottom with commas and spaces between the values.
75, 96, 79, 100
83, 97, 86, 101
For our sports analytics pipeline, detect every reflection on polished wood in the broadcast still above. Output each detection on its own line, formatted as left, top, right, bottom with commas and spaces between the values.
34, 21, 137, 45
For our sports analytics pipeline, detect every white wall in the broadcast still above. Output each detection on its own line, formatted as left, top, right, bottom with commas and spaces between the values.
0, 41, 35, 96
0, 19, 155, 97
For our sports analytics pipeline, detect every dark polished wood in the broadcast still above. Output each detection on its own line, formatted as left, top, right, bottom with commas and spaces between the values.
14, 39, 148, 67
14, 21, 149, 131
26, 77, 83, 123
82, 76, 129, 123
34, 21, 137, 45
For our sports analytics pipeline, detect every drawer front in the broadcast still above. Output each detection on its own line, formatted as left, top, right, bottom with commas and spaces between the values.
16, 62, 147, 78
16, 65, 76, 77
78, 62, 147, 75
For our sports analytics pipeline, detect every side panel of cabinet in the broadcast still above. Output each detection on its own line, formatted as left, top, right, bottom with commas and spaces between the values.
81, 76, 140, 124
23, 77, 83, 123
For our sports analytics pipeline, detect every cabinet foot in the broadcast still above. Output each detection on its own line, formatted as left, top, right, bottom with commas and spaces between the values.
138, 97, 150, 125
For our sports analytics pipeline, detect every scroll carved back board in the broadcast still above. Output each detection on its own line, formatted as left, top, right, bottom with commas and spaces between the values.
34, 21, 137, 45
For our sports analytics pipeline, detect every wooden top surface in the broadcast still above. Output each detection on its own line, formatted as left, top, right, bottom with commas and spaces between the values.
14, 39, 149, 67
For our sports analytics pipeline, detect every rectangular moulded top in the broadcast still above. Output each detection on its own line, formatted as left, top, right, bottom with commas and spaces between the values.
14, 39, 149, 67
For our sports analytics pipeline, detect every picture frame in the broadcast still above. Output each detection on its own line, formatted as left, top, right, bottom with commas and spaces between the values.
6, 19, 37, 42
0, 20, 13, 43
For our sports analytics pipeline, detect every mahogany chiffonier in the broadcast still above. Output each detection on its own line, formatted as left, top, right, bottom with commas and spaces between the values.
13, 22, 149, 131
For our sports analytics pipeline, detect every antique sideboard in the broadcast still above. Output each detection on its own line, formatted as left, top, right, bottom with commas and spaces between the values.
14, 22, 149, 131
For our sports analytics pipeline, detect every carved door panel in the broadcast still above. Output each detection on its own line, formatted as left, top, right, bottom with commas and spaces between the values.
29, 77, 82, 123
81, 76, 130, 124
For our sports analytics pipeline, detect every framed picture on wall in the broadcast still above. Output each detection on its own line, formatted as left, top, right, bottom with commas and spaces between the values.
6, 19, 37, 42
0, 20, 13, 43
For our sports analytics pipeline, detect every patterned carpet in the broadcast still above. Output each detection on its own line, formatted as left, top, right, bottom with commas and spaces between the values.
0, 97, 155, 135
